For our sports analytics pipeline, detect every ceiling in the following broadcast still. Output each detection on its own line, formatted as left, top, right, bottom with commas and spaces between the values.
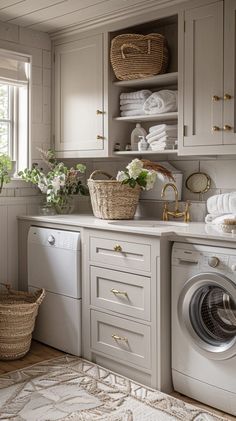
0, 0, 182, 35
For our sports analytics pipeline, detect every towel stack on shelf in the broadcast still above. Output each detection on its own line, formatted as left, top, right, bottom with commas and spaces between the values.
143, 90, 178, 114
146, 123, 178, 151
205, 192, 236, 224
120, 90, 151, 116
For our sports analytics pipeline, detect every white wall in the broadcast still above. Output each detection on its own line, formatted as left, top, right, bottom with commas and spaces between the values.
0, 21, 51, 288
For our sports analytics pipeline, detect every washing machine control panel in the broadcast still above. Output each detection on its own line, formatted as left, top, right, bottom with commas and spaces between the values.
202, 253, 229, 271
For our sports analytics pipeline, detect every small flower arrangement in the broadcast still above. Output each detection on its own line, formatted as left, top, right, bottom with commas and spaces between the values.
18, 149, 89, 213
0, 154, 12, 193
116, 158, 158, 191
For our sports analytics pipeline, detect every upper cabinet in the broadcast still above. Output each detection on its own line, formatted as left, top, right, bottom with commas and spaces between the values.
179, 0, 236, 155
54, 33, 108, 158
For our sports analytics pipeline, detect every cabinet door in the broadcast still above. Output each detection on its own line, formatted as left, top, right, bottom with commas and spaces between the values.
55, 34, 105, 157
223, 0, 236, 145
181, 2, 224, 153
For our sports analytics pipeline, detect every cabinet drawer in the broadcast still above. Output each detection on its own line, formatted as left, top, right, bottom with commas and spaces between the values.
89, 234, 151, 272
91, 310, 151, 369
91, 267, 150, 320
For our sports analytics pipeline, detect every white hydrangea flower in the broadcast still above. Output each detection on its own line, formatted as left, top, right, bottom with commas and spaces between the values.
116, 171, 129, 182
145, 170, 157, 191
51, 174, 66, 192
38, 175, 48, 194
126, 159, 143, 179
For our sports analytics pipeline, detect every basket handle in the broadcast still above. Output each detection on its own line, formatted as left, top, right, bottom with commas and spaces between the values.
121, 40, 151, 59
89, 170, 114, 180
36, 288, 46, 305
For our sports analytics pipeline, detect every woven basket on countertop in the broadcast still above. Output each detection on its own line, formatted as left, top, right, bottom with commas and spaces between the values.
88, 170, 141, 220
110, 33, 169, 80
0, 284, 45, 360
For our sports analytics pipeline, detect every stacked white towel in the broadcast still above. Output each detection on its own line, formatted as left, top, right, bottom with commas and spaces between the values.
143, 90, 178, 115
205, 192, 236, 224
146, 123, 178, 151
120, 90, 151, 117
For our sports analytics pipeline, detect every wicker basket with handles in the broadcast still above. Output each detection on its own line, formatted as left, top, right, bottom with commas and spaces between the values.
88, 170, 141, 220
0, 284, 45, 360
110, 33, 169, 80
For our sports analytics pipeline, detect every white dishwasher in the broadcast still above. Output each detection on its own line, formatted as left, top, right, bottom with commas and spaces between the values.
28, 226, 81, 356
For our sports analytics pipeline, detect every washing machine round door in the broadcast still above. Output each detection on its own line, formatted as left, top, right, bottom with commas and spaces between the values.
178, 272, 236, 359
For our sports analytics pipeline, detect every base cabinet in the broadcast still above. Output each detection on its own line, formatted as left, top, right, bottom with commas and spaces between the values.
82, 229, 172, 392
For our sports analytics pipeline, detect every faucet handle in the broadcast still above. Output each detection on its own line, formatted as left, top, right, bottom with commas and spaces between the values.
184, 201, 191, 223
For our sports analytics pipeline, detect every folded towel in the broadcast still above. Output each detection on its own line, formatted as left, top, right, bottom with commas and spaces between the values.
205, 213, 236, 224
146, 128, 177, 142
120, 99, 146, 105
120, 90, 152, 100
207, 192, 236, 214
121, 109, 144, 117
120, 103, 145, 111
143, 90, 178, 114
149, 123, 177, 134
150, 139, 177, 150
147, 133, 177, 144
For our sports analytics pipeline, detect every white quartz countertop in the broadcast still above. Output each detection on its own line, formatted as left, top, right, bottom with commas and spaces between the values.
18, 214, 236, 244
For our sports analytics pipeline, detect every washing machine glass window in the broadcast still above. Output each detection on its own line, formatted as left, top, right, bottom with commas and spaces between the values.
178, 273, 236, 357
190, 285, 236, 347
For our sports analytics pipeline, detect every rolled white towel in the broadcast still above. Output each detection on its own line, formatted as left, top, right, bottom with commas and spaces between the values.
207, 192, 236, 214
146, 128, 177, 141
149, 123, 177, 133
143, 90, 178, 114
205, 213, 236, 224
121, 109, 144, 117
120, 103, 145, 111
120, 99, 145, 105
120, 90, 151, 100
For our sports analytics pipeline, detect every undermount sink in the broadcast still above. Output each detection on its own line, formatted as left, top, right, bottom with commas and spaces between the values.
108, 220, 189, 228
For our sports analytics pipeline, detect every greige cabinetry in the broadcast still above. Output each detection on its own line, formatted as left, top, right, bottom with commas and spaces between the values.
179, 0, 236, 155
82, 228, 172, 391
54, 33, 107, 158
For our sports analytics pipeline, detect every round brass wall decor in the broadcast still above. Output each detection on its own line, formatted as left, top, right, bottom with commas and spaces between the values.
185, 172, 211, 194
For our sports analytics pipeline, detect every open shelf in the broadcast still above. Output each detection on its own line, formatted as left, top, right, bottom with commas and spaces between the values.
114, 112, 178, 123
113, 149, 178, 155
113, 72, 178, 88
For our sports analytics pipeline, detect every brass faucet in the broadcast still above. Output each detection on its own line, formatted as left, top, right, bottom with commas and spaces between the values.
161, 183, 190, 223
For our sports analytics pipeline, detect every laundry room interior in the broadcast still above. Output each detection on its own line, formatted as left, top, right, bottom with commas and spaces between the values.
0, 1, 236, 420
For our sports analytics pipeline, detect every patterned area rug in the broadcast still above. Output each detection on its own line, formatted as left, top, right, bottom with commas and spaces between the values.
0, 355, 229, 421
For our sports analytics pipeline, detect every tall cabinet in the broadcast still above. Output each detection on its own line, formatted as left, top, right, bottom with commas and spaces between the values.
179, 0, 236, 155
54, 33, 107, 158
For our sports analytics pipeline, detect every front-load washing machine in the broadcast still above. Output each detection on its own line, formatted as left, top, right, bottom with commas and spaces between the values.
172, 242, 236, 415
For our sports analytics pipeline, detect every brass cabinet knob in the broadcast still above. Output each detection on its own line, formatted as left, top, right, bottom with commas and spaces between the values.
114, 244, 122, 252
212, 95, 220, 101
224, 93, 232, 100
223, 125, 232, 131
212, 126, 220, 132
96, 109, 105, 115
97, 135, 105, 140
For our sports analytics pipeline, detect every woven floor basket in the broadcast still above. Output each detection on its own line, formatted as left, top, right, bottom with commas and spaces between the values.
0, 285, 45, 360
88, 170, 141, 220
110, 33, 168, 80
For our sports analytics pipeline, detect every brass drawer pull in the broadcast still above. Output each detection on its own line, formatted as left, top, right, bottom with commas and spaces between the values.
224, 93, 232, 100
111, 288, 128, 298
223, 125, 232, 131
212, 95, 220, 101
114, 244, 122, 252
96, 109, 105, 115
97, 135, 105, 140
112, 334, 128, 343
212, 126, 220, 132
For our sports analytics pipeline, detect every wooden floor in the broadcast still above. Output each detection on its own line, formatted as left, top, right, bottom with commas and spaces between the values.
0, 341, 235, 421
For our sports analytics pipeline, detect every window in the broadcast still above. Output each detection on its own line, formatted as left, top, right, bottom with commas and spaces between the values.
0, 49, 30, 172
